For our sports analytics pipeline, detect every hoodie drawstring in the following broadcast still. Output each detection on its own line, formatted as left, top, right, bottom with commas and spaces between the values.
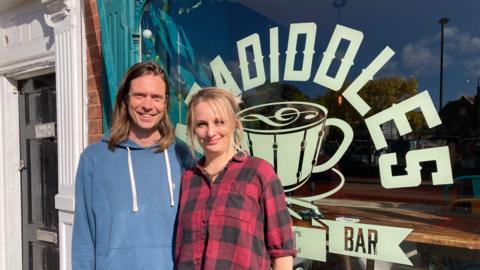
164, 149, 175, 207
126, 146, 175, 213
127, 147, 139, 212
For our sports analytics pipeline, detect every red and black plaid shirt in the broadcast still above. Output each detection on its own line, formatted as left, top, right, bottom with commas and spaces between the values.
175, 153, 296, 270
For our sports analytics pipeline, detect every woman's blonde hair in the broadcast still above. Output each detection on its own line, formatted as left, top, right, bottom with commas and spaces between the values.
108, 61, 174, 151
186, 87, 244, 154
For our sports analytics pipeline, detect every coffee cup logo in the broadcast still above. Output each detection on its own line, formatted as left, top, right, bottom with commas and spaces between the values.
239, 101, 353, 192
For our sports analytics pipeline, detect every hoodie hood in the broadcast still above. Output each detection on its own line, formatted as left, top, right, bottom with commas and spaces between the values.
101, 135, 159, 150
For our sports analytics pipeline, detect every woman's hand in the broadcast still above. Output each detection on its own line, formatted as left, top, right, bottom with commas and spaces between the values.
272, 256, 293, 270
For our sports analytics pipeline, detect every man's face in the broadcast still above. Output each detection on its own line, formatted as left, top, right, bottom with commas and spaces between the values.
127, 74, 167, 139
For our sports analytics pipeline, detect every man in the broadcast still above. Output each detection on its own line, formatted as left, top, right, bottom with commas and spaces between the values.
72, 61, 191, 270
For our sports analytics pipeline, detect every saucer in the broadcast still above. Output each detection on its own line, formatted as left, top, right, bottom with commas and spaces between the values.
290, 168, 346, 202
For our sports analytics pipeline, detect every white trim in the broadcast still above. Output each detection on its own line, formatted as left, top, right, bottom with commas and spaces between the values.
81, 0, 88, 149
44, 0, 85, 213
0, 76, 22, 270
0, 54, 55, 80
58, 211, 74, 270
43, 1, 86, 269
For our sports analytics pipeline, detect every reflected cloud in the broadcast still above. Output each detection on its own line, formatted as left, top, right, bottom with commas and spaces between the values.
445, 27, 480, 53
402, 26, 480, 78
464, 57, 480, 77
375, 60, 401, 78
402, 38, 437, 76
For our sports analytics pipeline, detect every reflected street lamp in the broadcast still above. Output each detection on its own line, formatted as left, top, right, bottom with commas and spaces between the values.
438, 17, 449, 111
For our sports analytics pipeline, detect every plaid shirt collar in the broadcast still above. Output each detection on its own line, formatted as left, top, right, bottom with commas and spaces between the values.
193, 151, 247, 175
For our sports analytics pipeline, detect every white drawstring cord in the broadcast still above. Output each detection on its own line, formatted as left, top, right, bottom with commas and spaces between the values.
127, 147, 139, 212
127, 146, 175, 212
164, 149, 175, 207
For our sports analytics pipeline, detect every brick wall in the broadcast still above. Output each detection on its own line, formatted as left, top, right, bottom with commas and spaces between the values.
84, 0, 103, 144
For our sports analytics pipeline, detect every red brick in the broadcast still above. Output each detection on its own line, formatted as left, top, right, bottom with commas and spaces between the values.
88, 119, 102, 134
87, 90, 100, 104
87, 46, 102, 60
84, 9, 100, 34
88, 104, 102, 119
87, 76, 96, 88
85, 0, 103, 144
88, 134, 102, 144
86, 29, 101, 43
88, 81, 100, 93
86, 59, 102, 77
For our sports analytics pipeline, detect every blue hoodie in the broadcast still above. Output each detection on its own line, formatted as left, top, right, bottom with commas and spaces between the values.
72, 137, 192, 270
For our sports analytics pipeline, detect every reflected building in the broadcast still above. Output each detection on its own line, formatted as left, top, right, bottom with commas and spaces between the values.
440, 95, 479, 138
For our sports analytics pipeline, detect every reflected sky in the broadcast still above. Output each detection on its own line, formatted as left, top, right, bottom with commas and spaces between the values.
237, 0, 480, 104
143, 0, 480, 107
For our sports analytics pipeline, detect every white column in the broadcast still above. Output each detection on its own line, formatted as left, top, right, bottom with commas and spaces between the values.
42, 1, 86, 270
0, 77, 22, 270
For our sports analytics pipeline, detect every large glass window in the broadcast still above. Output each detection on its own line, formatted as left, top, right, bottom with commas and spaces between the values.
141, 0, 480, 268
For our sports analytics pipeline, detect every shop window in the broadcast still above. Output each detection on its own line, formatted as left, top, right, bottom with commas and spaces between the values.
140, 1, 480, 268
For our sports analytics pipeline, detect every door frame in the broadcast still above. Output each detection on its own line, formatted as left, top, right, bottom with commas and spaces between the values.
18, 74, 59, 270
0, 75, 21, 270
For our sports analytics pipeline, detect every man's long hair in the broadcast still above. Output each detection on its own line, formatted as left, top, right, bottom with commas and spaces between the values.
108, 61, 174, 151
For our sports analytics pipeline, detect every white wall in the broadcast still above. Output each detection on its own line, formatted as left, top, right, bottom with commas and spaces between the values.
0, 1, 85, 270
0, 1, 54, 77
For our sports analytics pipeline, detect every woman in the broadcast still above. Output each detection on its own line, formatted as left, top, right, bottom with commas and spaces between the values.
175, 88, 296, 270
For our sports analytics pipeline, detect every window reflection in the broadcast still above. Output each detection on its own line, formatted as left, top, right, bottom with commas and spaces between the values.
140, 0, 480, 268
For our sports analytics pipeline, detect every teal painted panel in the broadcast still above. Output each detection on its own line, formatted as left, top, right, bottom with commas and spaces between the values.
97, 0, 138, 131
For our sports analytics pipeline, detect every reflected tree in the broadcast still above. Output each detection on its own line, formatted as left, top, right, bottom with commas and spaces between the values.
242, 82, 309, 108
317, 76, 426, 137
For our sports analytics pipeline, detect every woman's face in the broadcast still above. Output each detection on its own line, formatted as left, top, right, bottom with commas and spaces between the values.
193, 101, 234, 157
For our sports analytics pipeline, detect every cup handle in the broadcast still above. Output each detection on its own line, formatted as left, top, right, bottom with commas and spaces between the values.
312, 118, 353, 173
